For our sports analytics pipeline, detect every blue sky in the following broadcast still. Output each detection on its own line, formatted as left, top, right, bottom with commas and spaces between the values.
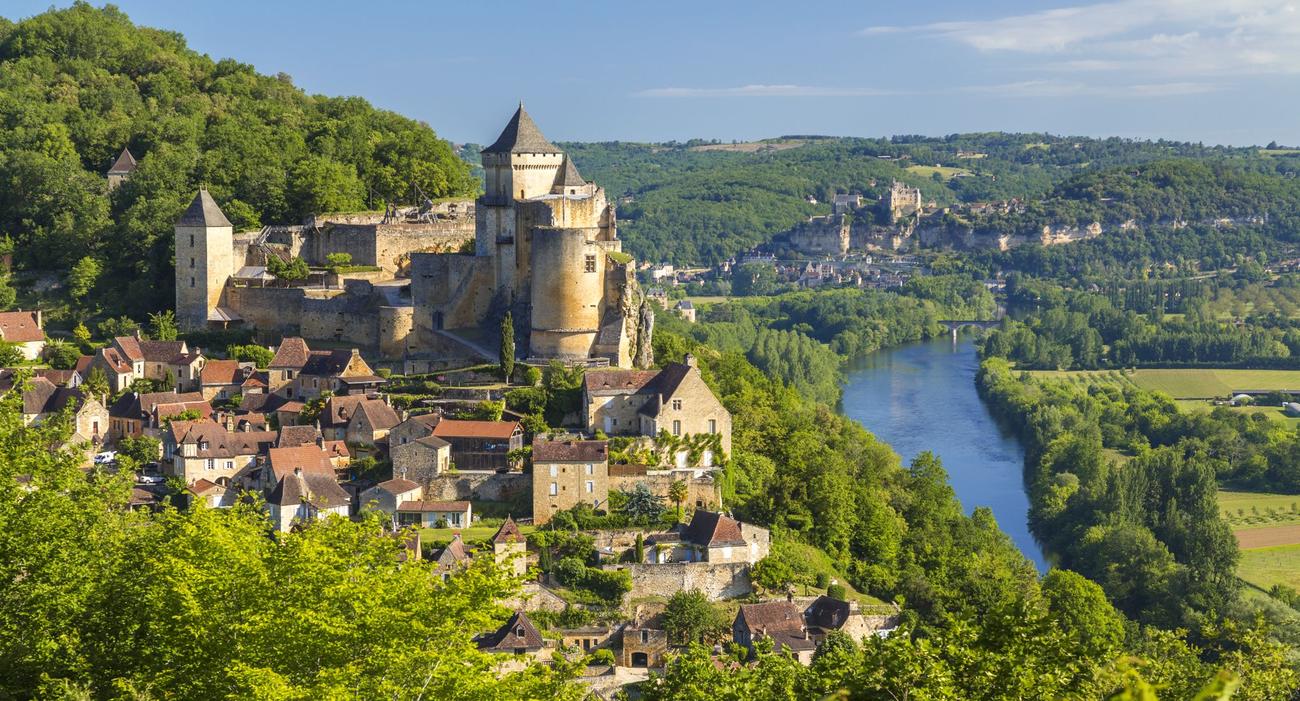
7, 1, 1300, 146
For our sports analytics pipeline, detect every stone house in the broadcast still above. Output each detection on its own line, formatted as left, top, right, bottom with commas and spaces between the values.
732, 601, 817, 664
803, 595, 899, 640
479, 610, 547, 660
318, 395, 401, 447
430, 419, 523, 471
110, 335, 206, 392
558, 626, 614, 654
582, 354, 731, 465
431, 535, 470, 579
389, 433, 452, 486
189, 478, 233, 508
264, 444, 337, 490
267, 338, 381, 400
492, 517, 527, 577
395, 500, 472, 528
199, 359, 255, 401
165, 419, 276, 487
264, 465, 351, 532
673, 300, 696, 323
358, 477, 422, 515
643, 510, 769, 564
531, 437, 609, 526
0, 310, 45, 360
619, 625, 668, 668
21, 378, 108, 455
109, 390, 211, 439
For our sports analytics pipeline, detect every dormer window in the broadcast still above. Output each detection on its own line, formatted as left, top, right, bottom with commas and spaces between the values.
515, 626, 525, 638
199, 441, 209, 450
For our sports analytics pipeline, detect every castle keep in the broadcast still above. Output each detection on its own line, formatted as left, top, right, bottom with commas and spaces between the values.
174, 105, 653, 369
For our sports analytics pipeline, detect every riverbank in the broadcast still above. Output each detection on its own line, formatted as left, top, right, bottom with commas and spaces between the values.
841, 336, 1046, 570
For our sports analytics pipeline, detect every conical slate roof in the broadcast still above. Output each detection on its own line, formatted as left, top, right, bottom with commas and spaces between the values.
482, 103, 562, 155
108, 147, 137, 174
177, 190, 232, 228
552, 156, 586, 189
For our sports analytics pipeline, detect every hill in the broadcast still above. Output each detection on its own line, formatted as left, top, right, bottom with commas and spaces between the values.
0, 3, 476, 318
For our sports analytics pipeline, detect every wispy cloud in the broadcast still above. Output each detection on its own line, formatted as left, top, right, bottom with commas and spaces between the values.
962, 79, 1217, 97
862, 0, 1300, 80
633, 84, 896, 98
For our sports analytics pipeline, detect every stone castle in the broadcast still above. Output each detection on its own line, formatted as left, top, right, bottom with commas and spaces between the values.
173, 105, 653, 370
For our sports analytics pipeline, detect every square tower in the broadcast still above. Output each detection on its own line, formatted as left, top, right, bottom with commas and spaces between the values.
174, 190, 234, 330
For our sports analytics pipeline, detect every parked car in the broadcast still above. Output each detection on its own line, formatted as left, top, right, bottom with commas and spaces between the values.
93, 451, 117, 465
137, 473, 164, 485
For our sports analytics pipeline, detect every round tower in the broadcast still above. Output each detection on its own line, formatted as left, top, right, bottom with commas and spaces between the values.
529, 227, 603, 360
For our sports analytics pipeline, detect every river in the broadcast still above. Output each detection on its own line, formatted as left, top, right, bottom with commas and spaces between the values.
841, 335, 1047, 571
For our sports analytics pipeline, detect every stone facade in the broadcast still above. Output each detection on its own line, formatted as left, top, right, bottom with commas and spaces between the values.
609, 561, 755, 600
175, 191, 234, 330
422, 471, 531, 502
531, 438, 610, 525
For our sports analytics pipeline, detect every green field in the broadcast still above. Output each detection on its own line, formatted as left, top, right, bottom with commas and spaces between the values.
905, 164, 973, 181
1030, 368, 1300, 399
1239, 544, 1300, 592
420, 523, 536, 546
1219, 490, 1300, 530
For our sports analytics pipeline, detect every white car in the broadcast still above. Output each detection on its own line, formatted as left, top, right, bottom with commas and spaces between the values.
93, 451, 117, 465
137, 474, 164, 485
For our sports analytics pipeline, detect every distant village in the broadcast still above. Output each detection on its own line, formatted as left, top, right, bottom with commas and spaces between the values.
3, 106, 898, 696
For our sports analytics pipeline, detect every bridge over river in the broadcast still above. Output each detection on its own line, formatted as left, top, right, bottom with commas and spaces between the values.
938, 319, 1002, 342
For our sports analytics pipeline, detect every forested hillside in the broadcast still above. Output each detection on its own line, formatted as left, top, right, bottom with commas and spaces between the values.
557, 135, 1297, 267
0, 3, 476, 317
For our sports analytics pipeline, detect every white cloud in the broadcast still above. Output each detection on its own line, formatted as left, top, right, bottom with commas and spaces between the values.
634, 84, 896, 98
865, 0, 1300, 79
962, 79, 1216, 97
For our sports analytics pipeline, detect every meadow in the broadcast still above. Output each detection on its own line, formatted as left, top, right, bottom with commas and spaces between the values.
1238, 544, 1300, 592
1029, 368, 1300, 399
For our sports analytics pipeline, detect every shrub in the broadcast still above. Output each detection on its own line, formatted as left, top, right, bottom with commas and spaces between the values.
827, 583, 847, 601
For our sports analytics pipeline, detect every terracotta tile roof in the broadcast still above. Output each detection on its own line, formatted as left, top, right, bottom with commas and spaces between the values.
98, 347, 132, 374
682, 510, 746, 548
153, 401, 213, 422
583, 369, 658, 394
114, 335, 144, 362
200, 359, 241, 385
269, 337, 311, 369
190, 478, 224, 495
74, 355, 93, 374
397, 500, 470, 512
431, 419, 521, 440
276, 425, 322, 447
267, 445, 335, 482
736, 602, 805, 636
375, 478, 420, 495
322, 394, 367, 427
532, 437, 607, 463
322, 440, 350, 460
479, 610, 545, 652
492, 516, 524, 544
171, 420, 276, 458
135, 339, 187, 363
0, 311, 42, 343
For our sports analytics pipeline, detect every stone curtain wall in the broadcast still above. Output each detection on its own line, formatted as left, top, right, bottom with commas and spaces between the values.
609, 562, 754, 600
425, 472, 530, 502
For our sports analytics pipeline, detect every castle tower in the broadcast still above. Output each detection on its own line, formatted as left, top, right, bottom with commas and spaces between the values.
106, 147, 137, 191
477, 103, 565, 293
174, 190, 234, 330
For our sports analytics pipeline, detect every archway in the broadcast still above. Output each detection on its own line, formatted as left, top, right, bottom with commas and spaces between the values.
631, 652, 648, 667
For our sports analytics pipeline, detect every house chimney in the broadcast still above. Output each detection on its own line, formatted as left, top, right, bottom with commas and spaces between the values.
684, 353, 697, 368
294, 466, 303, 478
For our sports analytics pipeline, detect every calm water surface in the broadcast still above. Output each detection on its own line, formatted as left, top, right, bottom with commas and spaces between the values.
841, 336, 1047, 570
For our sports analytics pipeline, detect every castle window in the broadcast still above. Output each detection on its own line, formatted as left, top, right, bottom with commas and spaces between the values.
584, 255, 596, 273
708, 419, 717, 434
549, 482, 558, 496
189, 235, 194, 246
586, 481, 594, 494
190, 258, 195, 268
190, 277, 195, 288
672, 399, 682, 411
549, 465, 557, 477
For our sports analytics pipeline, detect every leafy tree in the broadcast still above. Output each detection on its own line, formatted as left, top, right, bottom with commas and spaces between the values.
622, 482, 666, 522
325, 252, 352, 272
83, 367, 110, 398
668, 479, 688, 521
97, 316, 138, 339
662, 590, 727, 645
267, 256, 310, 282
500, 311, 515, 380
0, 274, 16, 310
42, 339, 79, 370
288, 155, 365, 217
66, 255, 101, 305
147, 310, 178, 341
116, 435, 160, 466
0, 342, 23, 367
71, 322, 93, 352
227, 343, 274, 368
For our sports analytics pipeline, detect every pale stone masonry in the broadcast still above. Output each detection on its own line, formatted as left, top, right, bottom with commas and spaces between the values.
531, 437, 609, 526
174, 190, 234, 330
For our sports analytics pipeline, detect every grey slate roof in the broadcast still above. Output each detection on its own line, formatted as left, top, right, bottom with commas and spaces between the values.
482, 104, 563, 155
108, 147, 137, 174
177, 190, 232, 228
552, 156, 586, 188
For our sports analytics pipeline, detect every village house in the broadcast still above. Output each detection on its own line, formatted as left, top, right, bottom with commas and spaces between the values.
188, 478, 234, 508
264, 464, 351, 532
492, 517, 527, 577
431, 534, 470, 579
673, 300, 696, 323
429, 419, 523, 471
165, 419, 276, 487
732, 601, 817, 664
478, 610, 548, 661
21, 378, 108, 455
531, 437, 609, 526
107, 335, 206, 393
582, 353, 731, 466
109, 390, 211, 439
358, 477, 423, 515
619, 625, 668, 668
643, 510, 770, 564
395, 500, 472, 528
389, 422, 452, 486
199, 359, 256, 402
0, 310, 45, 360
266, 338, 382, 400
318, 394, 401, 447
